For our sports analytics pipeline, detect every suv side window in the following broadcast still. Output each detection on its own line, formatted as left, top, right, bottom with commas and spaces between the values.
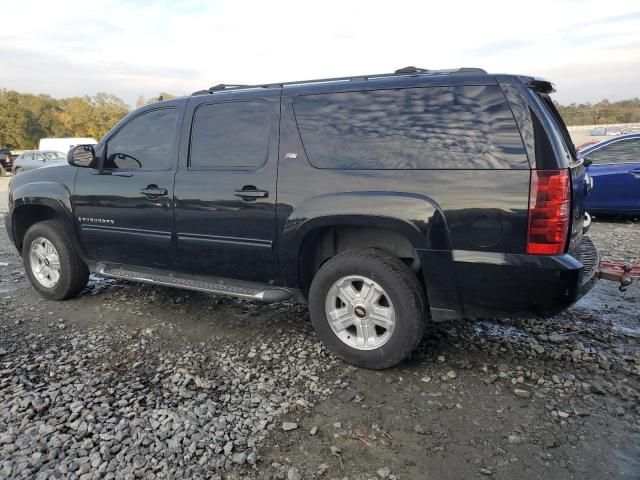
587, 138, 640, 164
105, 108, 177, 170
189, 101, 270, 170
293, 85, 528, 170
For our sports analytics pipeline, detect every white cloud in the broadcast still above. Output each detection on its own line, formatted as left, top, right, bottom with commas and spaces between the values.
1, 0, 639, 106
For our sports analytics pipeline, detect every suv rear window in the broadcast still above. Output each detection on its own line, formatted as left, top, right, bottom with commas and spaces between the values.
293, 85, 528, 170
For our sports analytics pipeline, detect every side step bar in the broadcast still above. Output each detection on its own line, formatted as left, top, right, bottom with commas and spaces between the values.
95, 264, 303, 303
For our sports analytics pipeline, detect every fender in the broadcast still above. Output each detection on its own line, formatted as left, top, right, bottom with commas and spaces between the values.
278, 191, 464, 320
9, 181, 78, 251
281, 190, 451, 257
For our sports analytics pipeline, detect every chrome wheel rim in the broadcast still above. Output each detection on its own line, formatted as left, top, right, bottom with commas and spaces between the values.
325, 275, 396, 350
29, 237, 61, 289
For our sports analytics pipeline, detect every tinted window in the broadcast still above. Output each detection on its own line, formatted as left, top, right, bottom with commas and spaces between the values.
293, 85, 528, 169
106, 108, 177, 170
190, 101, 269, 169
587, 138, 640, 164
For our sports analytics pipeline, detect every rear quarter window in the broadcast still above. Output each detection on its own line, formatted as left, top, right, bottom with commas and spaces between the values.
293, 85, 529, 170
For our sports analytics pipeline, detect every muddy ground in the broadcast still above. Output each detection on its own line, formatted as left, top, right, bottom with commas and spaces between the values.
0, 213, 638, 480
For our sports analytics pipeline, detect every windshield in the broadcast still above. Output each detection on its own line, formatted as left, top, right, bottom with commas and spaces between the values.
43, 151, 66, 160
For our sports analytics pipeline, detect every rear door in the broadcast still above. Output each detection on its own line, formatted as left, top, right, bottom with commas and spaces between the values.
173, 89, 281, 283
584, 137, 640, 213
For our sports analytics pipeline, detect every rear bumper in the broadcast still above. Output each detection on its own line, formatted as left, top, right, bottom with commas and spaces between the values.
452, 236, 599, 318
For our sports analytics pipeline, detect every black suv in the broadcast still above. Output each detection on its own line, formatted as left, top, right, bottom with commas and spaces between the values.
5, 67, 598, 369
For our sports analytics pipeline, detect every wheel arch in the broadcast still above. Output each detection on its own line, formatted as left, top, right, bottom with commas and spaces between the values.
279, 191, 452, 291
10, 182, 78, 252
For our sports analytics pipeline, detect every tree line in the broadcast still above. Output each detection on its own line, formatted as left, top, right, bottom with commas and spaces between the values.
0, 90, 174, 150
1, 88, 639, 150
0, 90, 129, 149
555, 98, 640, 126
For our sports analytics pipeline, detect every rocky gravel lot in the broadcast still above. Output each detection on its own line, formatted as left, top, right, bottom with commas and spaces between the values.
0, 215, 638, 480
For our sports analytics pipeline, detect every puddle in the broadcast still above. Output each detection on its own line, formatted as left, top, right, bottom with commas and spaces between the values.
472, 320, 533, 342
612, 444, 640, 480
84, 275, 122, 295
571, 282, 640, 337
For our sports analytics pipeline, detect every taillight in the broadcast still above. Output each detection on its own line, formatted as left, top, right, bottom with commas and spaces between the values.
526, 169, 571, 255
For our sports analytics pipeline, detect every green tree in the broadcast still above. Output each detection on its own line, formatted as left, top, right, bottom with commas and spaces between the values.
0, 89, 130, 148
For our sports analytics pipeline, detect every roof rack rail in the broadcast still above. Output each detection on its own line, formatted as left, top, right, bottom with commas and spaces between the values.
192, 83, 252, 95
192, 67, 488, 95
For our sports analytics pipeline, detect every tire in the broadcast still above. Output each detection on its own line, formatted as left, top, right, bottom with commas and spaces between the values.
13, 167, 23, 175
308, 248, 427, 369
22, 220, 89, 300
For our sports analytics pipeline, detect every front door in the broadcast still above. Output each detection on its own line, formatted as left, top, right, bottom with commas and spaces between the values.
173, 89, 281, 283
73, 104, 183, 268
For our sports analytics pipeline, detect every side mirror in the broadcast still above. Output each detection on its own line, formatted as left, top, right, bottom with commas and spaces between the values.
583, 157, 593, 167
68, 144, 96, 168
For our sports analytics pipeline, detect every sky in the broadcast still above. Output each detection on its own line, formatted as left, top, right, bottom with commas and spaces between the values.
1, 0, 639, 108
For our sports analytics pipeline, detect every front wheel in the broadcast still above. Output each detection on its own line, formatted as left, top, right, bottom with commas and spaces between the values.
22, 220, 89, 300
308, 249, 427, 369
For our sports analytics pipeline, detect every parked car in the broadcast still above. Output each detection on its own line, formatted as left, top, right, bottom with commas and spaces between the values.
591, 127, 606, 136
578, 133, 640, 215
5, 67, 598, 369
12, 150, 67, 174
605, 127, 624, 136
0, 148, 16, 176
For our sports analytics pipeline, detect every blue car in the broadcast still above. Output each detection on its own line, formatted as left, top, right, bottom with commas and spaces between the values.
578, 133, 640, 215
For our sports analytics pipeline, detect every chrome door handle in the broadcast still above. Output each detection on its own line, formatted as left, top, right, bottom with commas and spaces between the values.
234, 189, 268, 199
140, 186, 168, 197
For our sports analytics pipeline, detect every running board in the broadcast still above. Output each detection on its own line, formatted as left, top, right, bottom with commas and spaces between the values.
95, 264, 301, 303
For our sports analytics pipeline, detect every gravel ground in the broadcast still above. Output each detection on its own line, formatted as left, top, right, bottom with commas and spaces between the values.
0, 216, 638, 480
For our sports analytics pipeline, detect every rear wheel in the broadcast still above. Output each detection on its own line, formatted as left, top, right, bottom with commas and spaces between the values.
308, 249, 427, 369
22, 220, 89, 300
